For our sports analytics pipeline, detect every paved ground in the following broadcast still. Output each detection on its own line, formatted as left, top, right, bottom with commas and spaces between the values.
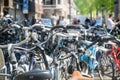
69, 72, 112, 80
94, 76, 111, 80
94, 72, 112, 80
0, 74, 113, 80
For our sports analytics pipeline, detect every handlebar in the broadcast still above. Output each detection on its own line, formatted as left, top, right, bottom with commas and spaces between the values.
36, 33, 52, 49
50, 25, 67, 33
23, 23, 51, 32
0, 36, 30, 49
4, 26, 68, 51
66, 25, 81, 29
13, 31, 80, 52
80, 26, 94, 32
115, 37, 120, 42
84, 35, 116, 51
10, 24, 21, 28
14, 46, 36, 52
30, 23, 45, 29
36, 29, 77, 49
6, 36, 30, 64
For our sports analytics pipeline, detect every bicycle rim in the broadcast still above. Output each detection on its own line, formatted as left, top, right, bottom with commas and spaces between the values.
98, 54, 114, 80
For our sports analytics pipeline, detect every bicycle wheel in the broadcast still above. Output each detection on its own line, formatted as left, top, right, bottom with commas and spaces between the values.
97, 53, 114, 80
53, 59, 69, 80
67, 56, 77, 74
58, 64, 68, 80
53, 51, 69, 80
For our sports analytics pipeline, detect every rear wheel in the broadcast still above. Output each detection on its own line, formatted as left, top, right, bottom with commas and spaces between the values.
53, 51, 69, 80
68, 56, 78, 74
98, 53, 115, 80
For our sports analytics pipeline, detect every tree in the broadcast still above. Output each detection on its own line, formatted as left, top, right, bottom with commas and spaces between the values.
74, 0, 114, 15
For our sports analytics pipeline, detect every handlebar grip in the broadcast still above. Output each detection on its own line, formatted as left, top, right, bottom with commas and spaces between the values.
66, 25, 81, 29
11, 24, 21, 28
10, 52, 17, 64
51, 26, 67, 32
30, 24, 43, 29
31, 32, 39, 42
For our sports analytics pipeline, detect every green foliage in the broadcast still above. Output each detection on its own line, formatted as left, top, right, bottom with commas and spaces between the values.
74, 0, 114, 14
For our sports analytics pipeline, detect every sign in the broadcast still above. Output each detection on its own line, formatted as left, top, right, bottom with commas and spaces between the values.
95, 19, 103, 26
41, 18, 53, 27
23, 0, 29, 14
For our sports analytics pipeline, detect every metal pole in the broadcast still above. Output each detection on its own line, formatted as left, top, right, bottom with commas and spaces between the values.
101, 4, 104, 26
114, 0, 119, 19
102, 8, 104, 26
69, 0, 71, 24
15, 3, 16, 20
0, 1, 1, 17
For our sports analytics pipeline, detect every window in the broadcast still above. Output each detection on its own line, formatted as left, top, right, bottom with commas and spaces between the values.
4, 0, 13, 8
4, 0, 9, 6
46, 0, 51, 4
43, 0, 53, 5
58, 0, 61, 4
68, 0, 71, 4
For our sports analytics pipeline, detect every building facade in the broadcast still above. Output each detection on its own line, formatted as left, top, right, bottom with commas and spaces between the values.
0, 0, 4, 17
34, 0, 43, 19
0, 0, 43, 21
42, 0, 77, 20
0, 0, 14, 17
114, 0, 120, 19
43, 0, 63, 18
0, 0, 77, 23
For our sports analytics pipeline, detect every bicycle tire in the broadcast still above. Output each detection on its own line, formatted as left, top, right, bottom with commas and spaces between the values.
97, 53, 114, 80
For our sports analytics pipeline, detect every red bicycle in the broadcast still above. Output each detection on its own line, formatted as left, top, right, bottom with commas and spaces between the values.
96, 38, 120, 80
105, 42, 120, 80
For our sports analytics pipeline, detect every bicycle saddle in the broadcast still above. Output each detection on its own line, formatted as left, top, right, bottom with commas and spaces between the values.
15, 66, 52, 80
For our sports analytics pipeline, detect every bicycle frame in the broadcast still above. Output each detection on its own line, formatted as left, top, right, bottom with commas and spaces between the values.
106, 44, 120, 70
80, 44, 98, 71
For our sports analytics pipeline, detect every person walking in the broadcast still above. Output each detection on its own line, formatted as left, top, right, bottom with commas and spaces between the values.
72, 18, 78, 25
51, 13, 57, 26
85, 17, 91, 26
77, 19, 81, 25
56, 16, 61, 25
91, 17, 96, 26
31, 16, 36, 25
107, 13, 119, 35
116, 13, 120, 35
58, 16, 66, 26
